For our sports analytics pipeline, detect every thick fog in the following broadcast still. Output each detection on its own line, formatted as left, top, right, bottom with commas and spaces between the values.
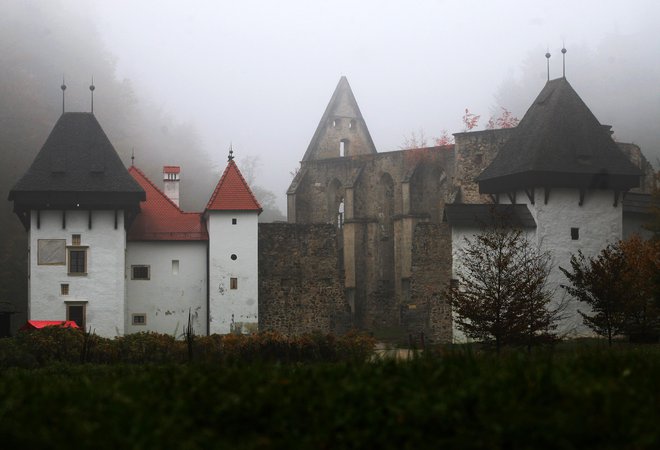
5, 0, 660, 214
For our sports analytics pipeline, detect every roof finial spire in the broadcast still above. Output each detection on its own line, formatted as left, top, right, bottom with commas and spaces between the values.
228, 142, 234, 162
89, 76, 96, 114
545, 49, 551, 81
131, 147, 135, 166
61, 75, 67, 114
561, 44, 567, 79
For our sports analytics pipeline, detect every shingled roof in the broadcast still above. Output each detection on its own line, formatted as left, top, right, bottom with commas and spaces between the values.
8, 113, 145, 211
477, 78, 640, 193
444, 204, 536, 229
205, 160, 262, 213
127, 166, 208, 241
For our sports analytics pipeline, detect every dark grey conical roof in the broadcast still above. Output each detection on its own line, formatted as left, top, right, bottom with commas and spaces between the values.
477, 78, 640, 193
9, 112, 144, 210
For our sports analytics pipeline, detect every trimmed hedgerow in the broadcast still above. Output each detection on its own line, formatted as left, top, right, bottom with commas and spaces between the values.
0, 328, 376, 367
0, 348, 659, 448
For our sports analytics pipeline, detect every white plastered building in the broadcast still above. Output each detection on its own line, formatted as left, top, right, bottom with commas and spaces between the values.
9, 113, 261, 337
445, 78, 643, 341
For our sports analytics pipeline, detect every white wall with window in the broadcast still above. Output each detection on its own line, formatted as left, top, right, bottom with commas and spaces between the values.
207, 211, 258, 334
28, 209, 127, 337
126, 241, 207, 335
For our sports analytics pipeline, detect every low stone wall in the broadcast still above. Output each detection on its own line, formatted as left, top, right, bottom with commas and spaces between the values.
258, 223, 352, 335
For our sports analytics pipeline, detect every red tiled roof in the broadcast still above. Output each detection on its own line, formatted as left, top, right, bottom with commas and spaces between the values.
20, 320, 79, 330
128, 166, 208, 241
206, 160, 262, 212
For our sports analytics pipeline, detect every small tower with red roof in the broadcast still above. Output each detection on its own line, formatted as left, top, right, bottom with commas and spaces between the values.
205, 149, 262, 334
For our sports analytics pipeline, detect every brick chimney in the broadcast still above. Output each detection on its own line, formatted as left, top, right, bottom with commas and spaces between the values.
163, 166, 180, 207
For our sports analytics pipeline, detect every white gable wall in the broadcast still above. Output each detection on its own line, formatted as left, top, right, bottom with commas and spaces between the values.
28, 209, 126, 337
126, 241, 207, 336
207, 211, 258, 334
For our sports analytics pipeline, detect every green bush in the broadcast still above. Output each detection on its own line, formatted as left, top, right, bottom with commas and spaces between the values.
0, 328, 376, 368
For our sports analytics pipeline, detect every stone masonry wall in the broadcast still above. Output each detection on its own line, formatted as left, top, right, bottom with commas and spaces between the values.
258, 223, 352, 335
408, 222, 453, 343
453, 129, 514, 204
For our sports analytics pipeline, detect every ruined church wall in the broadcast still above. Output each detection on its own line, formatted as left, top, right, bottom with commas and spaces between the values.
258, 223, 351, 335
453, 129, 514, 204
408, 222, 453, 343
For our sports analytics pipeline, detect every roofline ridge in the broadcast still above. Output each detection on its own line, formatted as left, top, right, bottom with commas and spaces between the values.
205, 159, 263, 213
129, 165, 185, 212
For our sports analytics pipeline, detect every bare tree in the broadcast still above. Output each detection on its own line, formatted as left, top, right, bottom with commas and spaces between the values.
448, 220, 561, 352
399, 129, 428, 150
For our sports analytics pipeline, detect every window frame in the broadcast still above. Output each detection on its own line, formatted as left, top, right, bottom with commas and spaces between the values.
132, 313, 147, 326
131, 265, 151, 280
230, 277, 238, 290
67, 246, 88, 276
571, 227, 580, 241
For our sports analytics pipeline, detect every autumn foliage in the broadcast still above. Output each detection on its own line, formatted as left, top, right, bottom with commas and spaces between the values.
561, 235, 660, 344
448, 219, 561, 352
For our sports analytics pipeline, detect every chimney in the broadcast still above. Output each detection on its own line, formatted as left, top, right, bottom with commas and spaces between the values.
163, 166, 180, 207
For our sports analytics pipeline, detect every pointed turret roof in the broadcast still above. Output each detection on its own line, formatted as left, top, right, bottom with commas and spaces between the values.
205, 160, 262, 213
477, 78, 640, 193
8, 113, 145, 210
127, 166, 207, 241
301, 76, 377, 161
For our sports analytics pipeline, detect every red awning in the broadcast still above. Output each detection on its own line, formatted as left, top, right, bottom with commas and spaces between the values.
20, 320, 80, 331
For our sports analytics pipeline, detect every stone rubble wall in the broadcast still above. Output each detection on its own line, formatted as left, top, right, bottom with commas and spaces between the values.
258, 223, 351, 335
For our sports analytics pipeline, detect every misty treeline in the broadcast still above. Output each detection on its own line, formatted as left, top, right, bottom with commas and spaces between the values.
0, 1, 281, 316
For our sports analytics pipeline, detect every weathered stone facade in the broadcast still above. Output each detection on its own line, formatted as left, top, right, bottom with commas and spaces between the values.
258, 223, 351, 335
409, 222, 453, 342
270, 76, 655, 343
453, 129, 515, 204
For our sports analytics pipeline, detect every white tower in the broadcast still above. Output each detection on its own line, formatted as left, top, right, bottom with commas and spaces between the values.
8, 113, 145, 337
205, 151, 261, 334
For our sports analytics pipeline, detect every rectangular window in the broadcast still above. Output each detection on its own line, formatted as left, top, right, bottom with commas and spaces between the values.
66, 303, 86, 330
72, 234, 81, 246
172, 260, 179, 275
571, 227, 579, 240
131, 265, 150, 280
60, 284, 69, 296
232, 218, 237, 225
132, 314, 147, 326
230, 277, 238, 289
68, 248, 87, 275
37, 239, 66, 265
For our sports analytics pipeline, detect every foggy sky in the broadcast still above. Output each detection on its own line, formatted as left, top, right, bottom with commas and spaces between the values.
69, 0, 660, 209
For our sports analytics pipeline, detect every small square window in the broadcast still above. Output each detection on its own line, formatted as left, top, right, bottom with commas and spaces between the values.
61, 284, 69, 295
232, 218, 237, 225
72, 234, 81, 246
230, 277, 238, 289
132, 314, 147, 326
571, 227, 579, 240
132, 265, 150, 280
